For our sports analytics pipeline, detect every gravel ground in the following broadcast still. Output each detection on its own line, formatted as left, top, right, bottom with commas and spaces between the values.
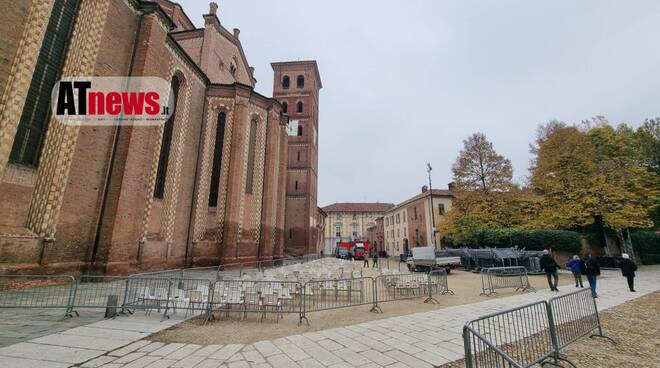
149, 263, 575, 345
437, 290, 660, 368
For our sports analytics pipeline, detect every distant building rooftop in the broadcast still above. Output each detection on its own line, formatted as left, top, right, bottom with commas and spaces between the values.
321, 202, 395, 213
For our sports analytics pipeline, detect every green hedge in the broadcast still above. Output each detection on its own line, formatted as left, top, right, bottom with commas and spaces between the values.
444, 228, 582, 253
631, 230, 660, 265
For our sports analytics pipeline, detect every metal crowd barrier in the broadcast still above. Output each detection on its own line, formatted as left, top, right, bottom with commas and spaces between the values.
207, 279, 303, 323
372, 272, 431, 312
464, 300, 555, 368
549, 288, 615, 349
0, 275, 76, 316
480, 266, 535, 296
463, 288, 614, 368
300, 277, 374, 324
427, 269, 454, 303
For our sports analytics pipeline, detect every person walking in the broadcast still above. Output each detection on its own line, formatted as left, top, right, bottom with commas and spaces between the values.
583, 254, 601, 298
372, 251, 379, 268
619, 253, 638, 292
363, 252, 370, 268
540, 250, 560, 291
566, 255, 585, 288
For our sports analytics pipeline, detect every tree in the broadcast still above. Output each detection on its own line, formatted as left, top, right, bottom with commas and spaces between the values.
530, 119, 655, 255
452, 133, 513, 192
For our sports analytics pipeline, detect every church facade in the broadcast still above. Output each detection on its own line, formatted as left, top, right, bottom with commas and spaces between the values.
0, 0, 320, 275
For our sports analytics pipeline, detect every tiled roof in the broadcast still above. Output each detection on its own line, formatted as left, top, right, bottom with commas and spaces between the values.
387, 189, 454, 212
321, 202, 395, 213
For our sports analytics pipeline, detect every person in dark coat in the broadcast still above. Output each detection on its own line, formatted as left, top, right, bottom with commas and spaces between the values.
566, 255, 585, 288
583, 254, 601, 298
539, 250, 560, 291
372, 251, 379, 268
619, 253, 638, 292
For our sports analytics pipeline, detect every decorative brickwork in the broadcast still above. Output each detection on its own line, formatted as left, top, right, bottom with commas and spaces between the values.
0, 0, 54, 179
26, 0, 111, 238
249, 108, 267, 242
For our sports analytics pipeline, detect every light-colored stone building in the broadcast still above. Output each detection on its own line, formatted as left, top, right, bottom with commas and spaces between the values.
321, 203, 394, 255
383, 185, 454, 257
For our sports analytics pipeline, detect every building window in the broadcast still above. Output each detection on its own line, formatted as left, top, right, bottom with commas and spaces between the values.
403, 211, 406, 222
414, 207, 418, 219
297, 151, 301, 161
296, 101, 303, 113
404, 228, 407, 237
397, 229, 400, 237
353, 213, 357, 220
396, 214, 400, 224
297, 75, 305, 88
385, 217, 389, 226
295, 180, 298, 190
297, 124, 303, 136
289, 228, 292, 238
282, 75, 290, 89
208, 112, 226, 206
352, 223, 358, 238
10, 0, 79, 167
245, 119, 258, 194
438, 203, 445, 215
282, 101, 288, 113
335, 225, 341, 237
154, 76, 180, 199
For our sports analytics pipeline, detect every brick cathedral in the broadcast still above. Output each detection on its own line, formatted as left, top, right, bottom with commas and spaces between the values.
0, 0, 321, 275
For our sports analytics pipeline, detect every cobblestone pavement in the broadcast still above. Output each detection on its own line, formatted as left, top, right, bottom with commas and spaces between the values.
1, 269, 658, 368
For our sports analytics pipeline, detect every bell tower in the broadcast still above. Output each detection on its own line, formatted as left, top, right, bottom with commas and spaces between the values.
271, 61, 322, 256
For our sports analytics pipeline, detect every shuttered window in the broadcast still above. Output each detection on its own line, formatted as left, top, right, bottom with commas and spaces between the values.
208, 112, 226, 206
154, 77, 180, 199
10, 0, 79, 166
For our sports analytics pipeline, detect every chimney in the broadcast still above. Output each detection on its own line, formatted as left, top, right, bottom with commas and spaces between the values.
233, 28, 240, 39
421, 185, 428, 193
209, 2, 218, 15
448, 182, 455, 192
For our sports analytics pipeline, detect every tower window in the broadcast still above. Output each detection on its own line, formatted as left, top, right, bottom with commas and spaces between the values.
208, 112, 226, 206
282, 75, 290, 89
297, 124, 303, 136
245, 119, 258, 194
154, 76, 180, 199
295, 180, 298, 190
297, 151, 301, 161
296, 101, 303, 113
282, 101, 287, 113
297, 75, 304, 88
10, 0, 79, 167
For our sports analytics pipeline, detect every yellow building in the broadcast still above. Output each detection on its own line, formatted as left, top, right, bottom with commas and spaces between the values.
321, 203, 394, 254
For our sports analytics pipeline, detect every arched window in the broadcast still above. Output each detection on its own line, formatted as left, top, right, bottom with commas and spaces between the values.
297, 151, 301, 161
297, 75, 304, 88
282, 75, 290, 89
10, 0, 78, 167
296, 101, 303, 113
154, 76, 180, 199
245, 119, 258, 194
281, 101, 288, 113
208, 112, 226, 206
295, 180, 298, 190
297, 124, 303, 136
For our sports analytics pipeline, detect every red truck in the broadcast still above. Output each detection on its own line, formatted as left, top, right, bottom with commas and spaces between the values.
335, 242, 352, 259
351, 241, 370, 260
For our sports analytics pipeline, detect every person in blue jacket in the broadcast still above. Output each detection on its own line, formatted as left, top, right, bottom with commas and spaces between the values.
566, 255, 585, 288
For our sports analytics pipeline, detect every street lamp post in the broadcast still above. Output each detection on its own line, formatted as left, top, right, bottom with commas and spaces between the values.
427, 163, 437, 250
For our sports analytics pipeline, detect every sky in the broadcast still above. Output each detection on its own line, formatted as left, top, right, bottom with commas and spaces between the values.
177, 0, 660, 206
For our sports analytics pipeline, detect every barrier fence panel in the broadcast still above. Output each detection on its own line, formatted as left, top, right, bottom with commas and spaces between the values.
122, 277, 173, 319
548, 288, 615, 349
463, 301, 556, 368
373, 272, 431, 311
301, 277, 375, 321
208, 279, 303, 323
480, 266, 535, 296
70, 276, 131, 317
427, 269, 453, 303
0, 275, 76, 316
